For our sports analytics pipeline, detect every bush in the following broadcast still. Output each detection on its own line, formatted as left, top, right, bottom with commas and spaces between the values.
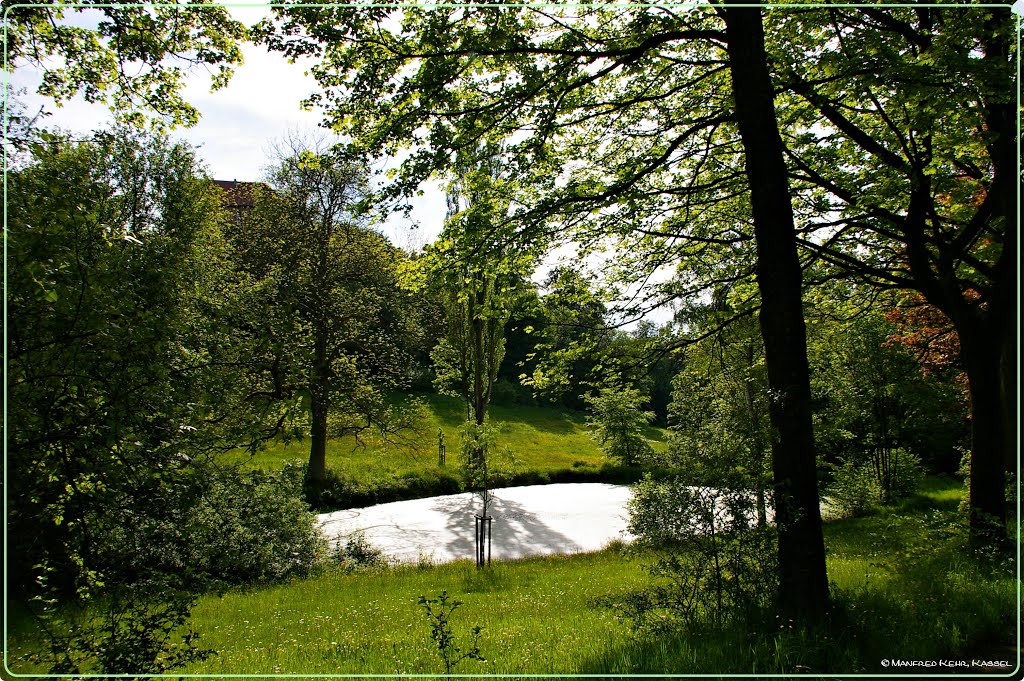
26, 462, 325, 673
490, 379, 535, 406
883, 448, 924, 500
331, 530, 388, 572
305, 466, 464, 511
624, 476, 777, 632
303, 461, 654, 513
585, 386, 655, 466
183, 462, 327, 584
28, 574, 213, 675
826, 460, 881, 518
826, 449, 923, 518
95, 461, 325, 587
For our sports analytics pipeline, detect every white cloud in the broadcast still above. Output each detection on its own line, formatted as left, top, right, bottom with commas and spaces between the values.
176, 41, 326, 181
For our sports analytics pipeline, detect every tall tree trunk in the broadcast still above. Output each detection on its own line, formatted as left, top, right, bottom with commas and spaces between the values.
959, 320, 1009, 540
471, 285, 487, 426
998, 312, 1016, 482
981, 5, 1018, 485
308, 323, 330, 485
956, 6, 1017, 544
720, 0, 829, 621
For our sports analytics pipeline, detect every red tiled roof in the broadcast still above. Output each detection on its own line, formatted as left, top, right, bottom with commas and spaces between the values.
212, 179, 268, 209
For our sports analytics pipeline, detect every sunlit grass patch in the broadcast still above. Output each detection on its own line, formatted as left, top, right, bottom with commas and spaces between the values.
227, 393, 669, 509
182, 551, 649, 675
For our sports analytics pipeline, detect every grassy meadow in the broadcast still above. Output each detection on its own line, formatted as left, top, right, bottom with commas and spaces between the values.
6, 477, 1015, 676
238, 393, 668, 471
229, 393, 669, 509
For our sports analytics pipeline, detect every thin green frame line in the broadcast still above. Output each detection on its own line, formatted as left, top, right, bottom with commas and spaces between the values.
2, 0, 1020, 678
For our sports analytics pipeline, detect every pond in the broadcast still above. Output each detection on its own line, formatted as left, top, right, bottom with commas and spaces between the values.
318, 483, 634, 565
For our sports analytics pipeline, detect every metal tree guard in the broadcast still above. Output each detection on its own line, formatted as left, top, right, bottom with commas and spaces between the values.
474, 514, 492, 568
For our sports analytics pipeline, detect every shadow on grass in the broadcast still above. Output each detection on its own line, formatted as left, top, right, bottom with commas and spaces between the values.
574, 608, 877, 676
425, 395, 583, 435
578, 583, 1015, 677
488, 403, 584, 435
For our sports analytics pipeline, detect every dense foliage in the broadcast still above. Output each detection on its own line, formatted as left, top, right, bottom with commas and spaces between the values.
585, 387, 655, 467
225, 141, 423, 485
6, 130, 326, 673
5, 3, 246, 128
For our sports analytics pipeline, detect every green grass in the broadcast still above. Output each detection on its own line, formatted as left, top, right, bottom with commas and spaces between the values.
5, 551, 650, 676
8, 477, 1015, 676
238, 393, 667, 471
187, 551, 654, 675
232, 393, 670, 509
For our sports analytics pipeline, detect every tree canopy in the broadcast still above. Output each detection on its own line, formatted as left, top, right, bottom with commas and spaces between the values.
4, 1, 246, 128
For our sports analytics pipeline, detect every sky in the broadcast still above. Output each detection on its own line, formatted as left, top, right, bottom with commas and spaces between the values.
5, 4, 447, 251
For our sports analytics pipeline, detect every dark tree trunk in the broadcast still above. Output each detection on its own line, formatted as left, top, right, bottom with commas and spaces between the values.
720, 0, 829, 621
308, 323, 330, 485
308, 395, 329, 484
998, 313, 1016, 481
982, 6, 1018, 483
958, 319, 1009, 540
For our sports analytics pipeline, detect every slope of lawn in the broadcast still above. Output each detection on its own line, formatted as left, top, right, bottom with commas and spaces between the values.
9, 477, 1013, 676
229, 393, 670, 509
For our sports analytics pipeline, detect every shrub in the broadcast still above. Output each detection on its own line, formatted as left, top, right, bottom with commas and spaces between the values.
883, 448, 924, 500
490, 379, 535, 406
585, 386, 655, 466
29, 574, 214, 675
331, 530, 388, 572
826, 449, 923, 517
305, 465, 464, 512
418, 591, 486, 674
826, 460, 881, 518
95, 461, 325, 587
624, 476, 777, 632
183, 462, 327, 584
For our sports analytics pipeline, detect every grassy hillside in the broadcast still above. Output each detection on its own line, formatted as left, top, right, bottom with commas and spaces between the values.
230, 393, 669, 509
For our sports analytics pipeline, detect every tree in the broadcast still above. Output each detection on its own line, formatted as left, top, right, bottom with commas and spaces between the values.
769, 6, 1017, 540
716, 0, 828, 617
226, 141, 418, 486
427, 157, 534, 427
585, 386, 655, 467
4, 2, 246, 128
6, 129, 232, 672
668, 289, 771, 526
807, 294, 962, 499
423, 156, 537, 531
